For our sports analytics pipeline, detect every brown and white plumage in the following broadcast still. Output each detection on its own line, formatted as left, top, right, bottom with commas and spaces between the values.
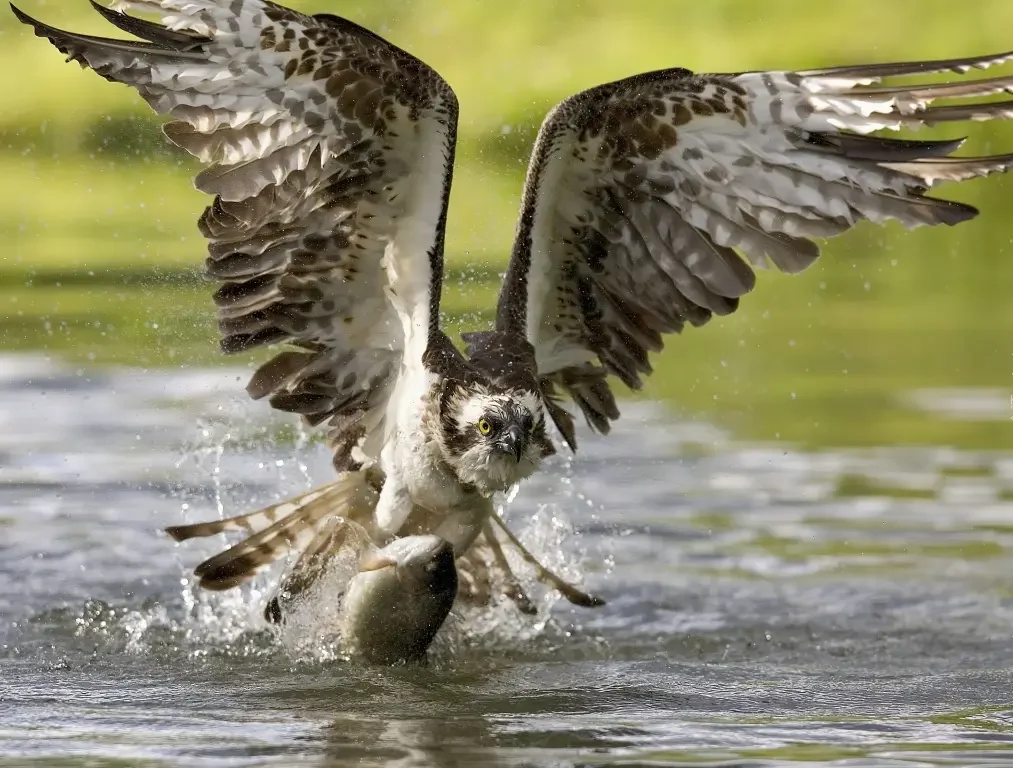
14, 0, 458, 472
14, 0, 1013, 635
165, 469, 380, 591
495, 55, 1013, 440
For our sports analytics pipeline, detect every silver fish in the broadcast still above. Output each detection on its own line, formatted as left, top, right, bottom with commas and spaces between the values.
341, 535, 458, 665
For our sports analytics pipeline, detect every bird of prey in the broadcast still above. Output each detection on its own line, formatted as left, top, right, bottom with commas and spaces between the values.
15, 0, 1013, 628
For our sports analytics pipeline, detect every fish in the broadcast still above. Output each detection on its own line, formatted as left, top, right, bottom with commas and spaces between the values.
341, 535, 458, 665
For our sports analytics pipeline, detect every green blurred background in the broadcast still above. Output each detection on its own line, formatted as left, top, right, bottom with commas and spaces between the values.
2, 0, 1012, 449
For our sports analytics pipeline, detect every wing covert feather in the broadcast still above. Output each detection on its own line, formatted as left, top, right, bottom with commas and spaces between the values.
15, 0, 460, 468
497, 54, 1013, 445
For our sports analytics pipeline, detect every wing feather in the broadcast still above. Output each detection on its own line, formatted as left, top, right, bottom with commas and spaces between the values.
497, 52, 1013, 443
15, 0, 459, 469
165, 474, 379, 591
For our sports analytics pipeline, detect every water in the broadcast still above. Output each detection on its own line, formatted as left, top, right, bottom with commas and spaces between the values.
3, 353, 1013, 767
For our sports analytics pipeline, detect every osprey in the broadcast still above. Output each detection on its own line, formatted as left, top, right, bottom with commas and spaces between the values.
15, 1, 1013, 628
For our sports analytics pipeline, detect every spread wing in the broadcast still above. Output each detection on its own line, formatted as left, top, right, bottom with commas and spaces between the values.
494, 52, 1013, 449
15, 0, 458, 469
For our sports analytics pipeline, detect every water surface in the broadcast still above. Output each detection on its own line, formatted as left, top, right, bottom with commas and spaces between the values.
3, 355, 1013, 766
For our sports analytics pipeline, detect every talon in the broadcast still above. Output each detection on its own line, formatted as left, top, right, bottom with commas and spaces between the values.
489, 515, 604, 610
483, 521, 538, 615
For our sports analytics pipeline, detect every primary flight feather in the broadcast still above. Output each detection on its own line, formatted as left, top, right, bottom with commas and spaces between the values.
14, 0, 1013, 636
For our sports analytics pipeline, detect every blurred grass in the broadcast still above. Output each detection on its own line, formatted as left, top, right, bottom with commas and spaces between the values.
2, 0, 1013, 449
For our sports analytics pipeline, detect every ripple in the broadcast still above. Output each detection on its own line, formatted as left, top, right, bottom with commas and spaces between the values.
4, 354, 1013, 766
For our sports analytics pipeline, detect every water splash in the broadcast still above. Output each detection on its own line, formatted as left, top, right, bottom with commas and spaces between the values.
439, 450, 612, 656
81, 375, 618, 663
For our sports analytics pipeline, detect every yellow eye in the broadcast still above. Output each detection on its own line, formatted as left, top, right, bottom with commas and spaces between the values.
477, 418, 492, 435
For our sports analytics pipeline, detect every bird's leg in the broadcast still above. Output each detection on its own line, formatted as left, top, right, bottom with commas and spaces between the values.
481, 520, 537, 615
430, 495, 489, 555
373, 472, 413, 543
489, 514, 606, 608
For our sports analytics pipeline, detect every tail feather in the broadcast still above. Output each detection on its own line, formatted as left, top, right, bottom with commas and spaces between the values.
167, 473, 378, 591
165, 483, 345, 542
192, 507, 334, 591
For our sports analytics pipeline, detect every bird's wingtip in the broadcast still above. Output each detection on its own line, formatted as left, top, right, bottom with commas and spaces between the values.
10, 3, 31, 23
10, 3, 58, 38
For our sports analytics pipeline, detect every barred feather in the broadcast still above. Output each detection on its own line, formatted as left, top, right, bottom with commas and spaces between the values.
167, 473, 379, 591
497, 49, 1013, 435
25, 1, 1004, 631
13, 0, 457, 473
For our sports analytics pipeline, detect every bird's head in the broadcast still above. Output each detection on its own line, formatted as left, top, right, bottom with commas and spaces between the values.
439, 384, 555, 495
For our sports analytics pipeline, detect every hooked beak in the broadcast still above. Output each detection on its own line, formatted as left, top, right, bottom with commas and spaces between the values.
497, 424, 525, 464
